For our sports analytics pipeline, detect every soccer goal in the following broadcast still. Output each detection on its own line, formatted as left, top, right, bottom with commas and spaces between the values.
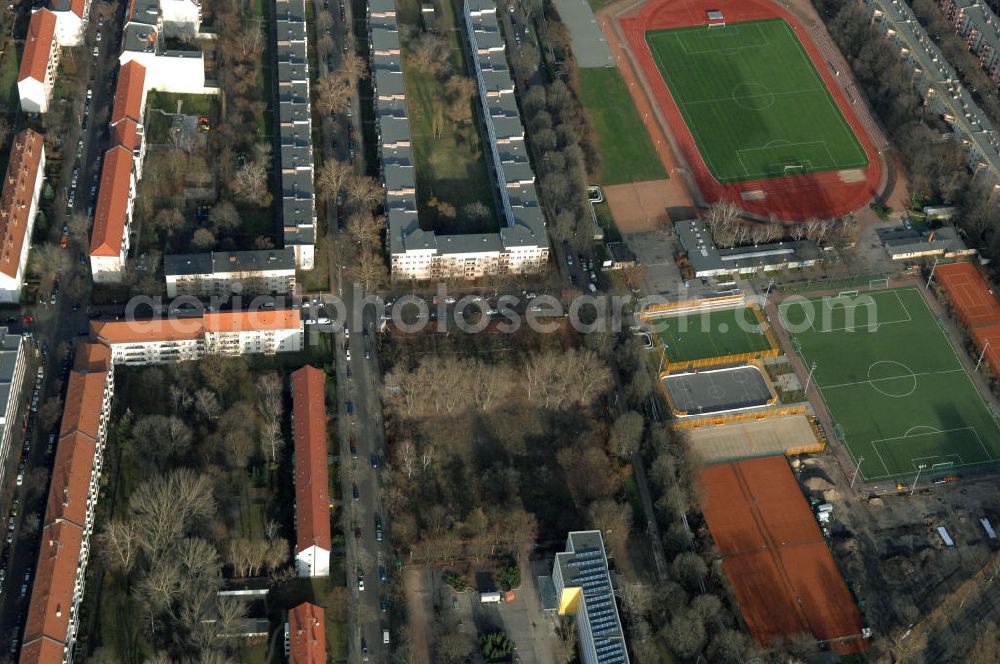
783, 164, 805, 175
869, 277, 890, 291
837, 290, 859, 297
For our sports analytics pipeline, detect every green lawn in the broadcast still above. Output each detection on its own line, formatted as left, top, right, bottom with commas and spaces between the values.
577, 67, 666, 185
146, 90, 219, 117
0, 38, 20, 111
652, 306, 773, 362
645, 18, 867, 183
398, 0, 500, 234
779, 288, 1000, 481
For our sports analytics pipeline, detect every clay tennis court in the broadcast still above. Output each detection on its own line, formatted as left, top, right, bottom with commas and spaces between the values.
615, 0, 883, 220
699, 456, 868, 654
934, 261, 1000, 328
604, 180, 693, 233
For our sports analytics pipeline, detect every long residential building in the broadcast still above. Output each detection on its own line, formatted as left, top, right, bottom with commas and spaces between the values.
291, 365, 331, 578
285, 602, 326, 663
18, 9, 59, 114
90, 309, 304, 365
867, 0, 1000, 179
553, 531, 629, 664
0, 329, 28, 489
275, 0, 316, 269
49, 0, 91, 46
939, 0, 1000, 87
20, 344, 115, 664
163, 248, 298, 296
371, 0, 549, 281
0, 129, 46, 302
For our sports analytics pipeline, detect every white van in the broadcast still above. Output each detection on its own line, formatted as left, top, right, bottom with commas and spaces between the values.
382, 628, 390, 644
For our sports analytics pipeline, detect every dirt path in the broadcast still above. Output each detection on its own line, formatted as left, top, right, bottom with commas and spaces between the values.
403, 566, 434, 664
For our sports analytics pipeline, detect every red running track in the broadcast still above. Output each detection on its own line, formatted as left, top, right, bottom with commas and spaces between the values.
619, 0, 883, 221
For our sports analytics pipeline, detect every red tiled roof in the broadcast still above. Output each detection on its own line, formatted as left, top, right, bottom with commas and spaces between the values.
292, 366, 330, 556
204, 309, 301, 333
110, 118, 141, 153
89, 146, 134, 258
59, 366, 109, 440
17, 638, 66, 664
45, 431, 97, 528
18, 9, 56, 83
72, 341, 111, 373
288, 602, 326, 664
91, 318, 204, 344
111, 60, 146, 126
20, 520, 83, 656
0, 129, 44, 279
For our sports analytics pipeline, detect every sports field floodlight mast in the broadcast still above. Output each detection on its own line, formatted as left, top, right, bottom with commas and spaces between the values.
926, 256, 940, 289
850, 456, 865, 487
976, 339, 991, 373
911, 463, 928, 496
804, 361, 818, 392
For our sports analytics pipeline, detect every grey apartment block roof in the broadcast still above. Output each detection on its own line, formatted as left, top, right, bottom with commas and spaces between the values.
276, 20, 307, 44
128, 0, 160, 26
279, 101, 310, 123
437, 233, 503, 254
379, 115, 412, 147
503, 206, 547, 246
275, 0, 306, 20
372, 52, 402, 73
507, 181, 540, 208
281, 144, 313, 171
497, 139, 529, 162
371, 26, 401, 54
163, 252, 213, 277
472, 28, 504, 52
384, 163, 416, 193
283, 197, 316, 231
466, 0, 496, 15
281, 122, 312, 147
369, 0, 396, 16
164, 248, 297, 277
276, 40, 307, 65
285, 223, 316, 245
388, 207, 422, 253
379, 143, 413, 167
278, 79, 309, 102
374, 68, 406, 98
492, 115, 524, 140
278, 61, 308, 83
554, 531, 629, 664
481, 69, 514, 94
123, 24, 157, 53
487, 93, 520, 117
501, 159, 535, 185
281, 169, 314, 197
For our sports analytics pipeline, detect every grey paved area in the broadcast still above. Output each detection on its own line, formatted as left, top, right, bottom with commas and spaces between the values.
550, 0, 613, 68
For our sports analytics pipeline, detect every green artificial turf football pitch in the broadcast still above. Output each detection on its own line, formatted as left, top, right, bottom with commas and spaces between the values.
779, 288, 1000, 481
645, 18, 868, 183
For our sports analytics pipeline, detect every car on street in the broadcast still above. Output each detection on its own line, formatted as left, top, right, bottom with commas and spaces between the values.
370, 454, 379, 468
352, 483, 359, 500
357, 575, 364, 592
354, 527, 362, 540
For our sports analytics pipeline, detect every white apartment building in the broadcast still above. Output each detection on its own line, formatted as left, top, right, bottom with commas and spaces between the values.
552, 531, 630, 664
0, 129, 45, 303
90, 310, 304, 366
163, 248, 298, 297
49, 0, 91, 46
0, 329, 26, 489
89, 146, 136, 283
291, 366, 331, 578
20, 344, 115, 664
120, 0, 207, 94
17, 9, 59, 114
